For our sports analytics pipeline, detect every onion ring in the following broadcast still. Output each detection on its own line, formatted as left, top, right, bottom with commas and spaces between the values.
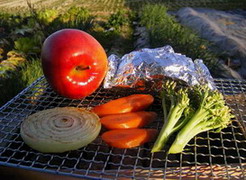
20, 107, 101, 153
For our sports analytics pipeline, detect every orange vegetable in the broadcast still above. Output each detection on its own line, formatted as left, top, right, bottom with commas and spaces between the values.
100, 111, 157, 129
92, 94, 154, 117
101, 129, 157, 149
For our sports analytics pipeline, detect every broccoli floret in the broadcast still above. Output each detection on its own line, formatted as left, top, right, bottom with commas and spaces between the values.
151, 81, 190, 152
168, 85, 233, 154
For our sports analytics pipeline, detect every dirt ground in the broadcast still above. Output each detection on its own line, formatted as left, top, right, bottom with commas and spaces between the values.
0, 0, 52, 7
0, 0, 126, 17
0, 0, 76, 10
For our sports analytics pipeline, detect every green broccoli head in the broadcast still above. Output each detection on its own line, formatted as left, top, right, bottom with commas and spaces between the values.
168, 85, 233, 154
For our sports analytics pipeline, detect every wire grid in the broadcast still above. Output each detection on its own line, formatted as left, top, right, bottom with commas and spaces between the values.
0, 76, 245, 179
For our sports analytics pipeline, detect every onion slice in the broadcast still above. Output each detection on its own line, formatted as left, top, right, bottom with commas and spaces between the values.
20, 107, 101, 153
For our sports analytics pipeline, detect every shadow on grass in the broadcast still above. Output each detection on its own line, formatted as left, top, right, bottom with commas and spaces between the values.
0, 58, 43, 107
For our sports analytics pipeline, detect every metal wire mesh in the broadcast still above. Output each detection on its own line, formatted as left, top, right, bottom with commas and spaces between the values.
0, 76, 245, 179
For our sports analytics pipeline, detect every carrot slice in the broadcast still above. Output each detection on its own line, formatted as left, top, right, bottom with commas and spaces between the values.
100, 111, 157, 129
92, 94, 154, 117
101, 129, 157, 149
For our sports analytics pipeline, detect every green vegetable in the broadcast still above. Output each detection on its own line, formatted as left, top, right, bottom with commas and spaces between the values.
152, 80, 233, 154
168, 85, 233, 154
151, 81, 190, 152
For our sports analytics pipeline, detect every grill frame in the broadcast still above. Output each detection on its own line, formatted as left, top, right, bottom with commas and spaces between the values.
0, 76, 245, 179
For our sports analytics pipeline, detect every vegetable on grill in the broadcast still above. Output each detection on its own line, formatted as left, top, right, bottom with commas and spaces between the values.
151, 80, 234, 154
151, 81, 191, 152
100, 111, 157, 129
168, 85, 233, 154
92, 94, 154, 117
20, 107, 101, 153
102, 128, 157, 149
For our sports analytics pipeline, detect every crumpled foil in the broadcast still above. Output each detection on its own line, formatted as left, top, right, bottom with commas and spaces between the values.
103, 45, 216, 90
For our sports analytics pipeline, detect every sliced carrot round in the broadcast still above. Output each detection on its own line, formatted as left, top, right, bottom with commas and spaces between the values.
92, 94, 154, 117
100, 111, 157, 129
101, 129, 157, 149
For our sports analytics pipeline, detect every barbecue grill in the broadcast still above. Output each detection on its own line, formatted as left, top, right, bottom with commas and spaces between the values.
0, 76, 245, 179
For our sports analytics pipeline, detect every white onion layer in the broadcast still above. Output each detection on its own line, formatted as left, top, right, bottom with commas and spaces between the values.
20, 107, 101, 153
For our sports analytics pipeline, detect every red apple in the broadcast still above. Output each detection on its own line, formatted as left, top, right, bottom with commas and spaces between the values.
41, 29, 108, 99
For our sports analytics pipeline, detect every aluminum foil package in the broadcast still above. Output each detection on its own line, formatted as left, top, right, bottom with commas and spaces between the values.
103, 45, 216, 90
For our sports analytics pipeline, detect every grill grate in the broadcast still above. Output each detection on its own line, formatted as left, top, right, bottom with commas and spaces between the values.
0, 76, 245, 179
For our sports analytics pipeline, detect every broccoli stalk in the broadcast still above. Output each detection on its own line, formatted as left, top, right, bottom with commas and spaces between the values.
151, 81, 190, 153
168, 85, 233, 154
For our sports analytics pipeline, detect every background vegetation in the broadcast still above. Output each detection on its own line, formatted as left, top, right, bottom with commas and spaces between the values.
139, 4, 220, 69
0, 3, 133, 106
0, 0, 244, 106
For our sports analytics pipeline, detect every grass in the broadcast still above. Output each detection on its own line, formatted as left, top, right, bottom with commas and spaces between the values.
139, 4, 221, 73
1, 0, 243, 17
0, 58, 42, 106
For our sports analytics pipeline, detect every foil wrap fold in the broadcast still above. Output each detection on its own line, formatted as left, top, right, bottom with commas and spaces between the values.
103, 46, 216, 90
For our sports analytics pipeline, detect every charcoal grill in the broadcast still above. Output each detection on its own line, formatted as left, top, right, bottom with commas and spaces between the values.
0, 76, 245, 179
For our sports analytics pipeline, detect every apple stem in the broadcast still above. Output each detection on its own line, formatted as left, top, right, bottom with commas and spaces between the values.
76, 65, 91, 71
